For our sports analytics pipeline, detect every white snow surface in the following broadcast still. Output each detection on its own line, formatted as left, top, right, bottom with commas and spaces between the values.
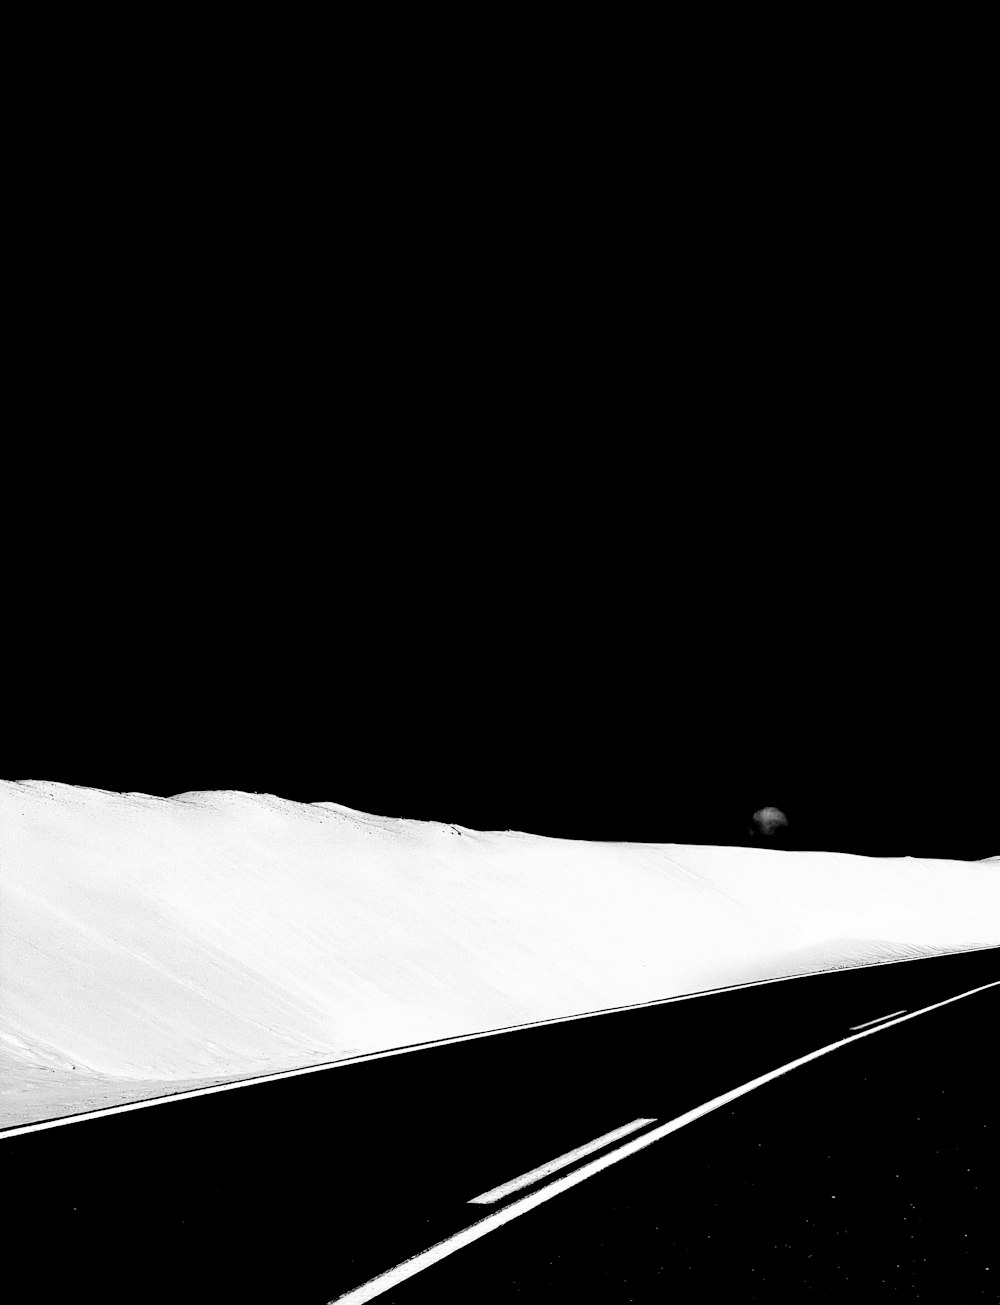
2, 780, 998, 1124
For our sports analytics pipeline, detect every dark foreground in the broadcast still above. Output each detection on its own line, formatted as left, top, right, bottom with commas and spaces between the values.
3, 947, 997, 1303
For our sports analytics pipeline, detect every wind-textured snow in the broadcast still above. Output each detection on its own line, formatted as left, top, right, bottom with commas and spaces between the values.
2, 779, 998, 1127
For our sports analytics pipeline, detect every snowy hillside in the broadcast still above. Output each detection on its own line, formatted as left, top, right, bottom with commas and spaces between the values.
2, 780, 997, 1127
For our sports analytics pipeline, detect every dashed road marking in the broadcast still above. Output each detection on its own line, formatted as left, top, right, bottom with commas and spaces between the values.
849, 1009, 907, 1030
329, 978, 1000, 1304
469, 1118, 657, 1205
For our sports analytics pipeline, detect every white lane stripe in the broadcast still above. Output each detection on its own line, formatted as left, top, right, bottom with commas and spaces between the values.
469, 1118, 657, 1205
849, 1009, 906, 1030
329, 978, 1000, 1304
3, 944, 996, 1140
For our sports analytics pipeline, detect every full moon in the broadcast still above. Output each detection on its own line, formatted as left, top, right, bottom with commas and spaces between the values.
750, 806, 789, 839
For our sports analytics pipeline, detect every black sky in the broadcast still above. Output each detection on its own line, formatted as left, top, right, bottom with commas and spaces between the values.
4, 433, 994, 862
7, 53, 994, 862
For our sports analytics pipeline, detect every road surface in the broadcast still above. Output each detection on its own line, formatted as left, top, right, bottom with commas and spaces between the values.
3, 947, 997, 1302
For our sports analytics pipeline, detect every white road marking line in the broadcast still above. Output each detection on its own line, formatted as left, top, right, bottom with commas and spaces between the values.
2, 944, 995, 1140
849, 1009, 907, 1030
469, 1118, 657, 1205
329, 978, 1000, 1305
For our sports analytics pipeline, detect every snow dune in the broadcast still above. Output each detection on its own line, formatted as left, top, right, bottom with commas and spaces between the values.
2, 780, 997, 1127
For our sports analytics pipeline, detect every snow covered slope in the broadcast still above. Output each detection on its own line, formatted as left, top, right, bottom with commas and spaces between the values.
2, 780, 997, 1125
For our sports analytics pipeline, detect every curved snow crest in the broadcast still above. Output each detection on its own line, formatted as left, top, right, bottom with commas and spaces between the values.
8, 780, 477, 834
2, 779, 998, 1101
10, 782, 997, 854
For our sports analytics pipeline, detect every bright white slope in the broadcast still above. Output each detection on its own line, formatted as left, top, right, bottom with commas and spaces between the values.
1, 780, 997, 1125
